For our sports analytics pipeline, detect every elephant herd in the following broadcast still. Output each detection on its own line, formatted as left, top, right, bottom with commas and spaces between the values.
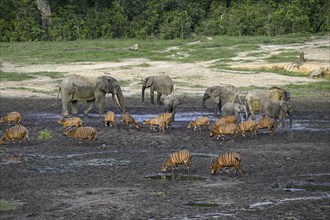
58, 74, 292, 127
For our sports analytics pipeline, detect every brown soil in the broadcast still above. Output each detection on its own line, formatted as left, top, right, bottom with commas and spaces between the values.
0, 96, 329, 220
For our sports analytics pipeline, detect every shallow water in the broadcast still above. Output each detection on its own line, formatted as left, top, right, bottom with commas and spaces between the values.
30, 112, 330, 131
272, 183, 330, 192
145, 174, 207, 181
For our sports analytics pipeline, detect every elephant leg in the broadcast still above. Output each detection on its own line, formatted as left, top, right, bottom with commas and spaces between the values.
84, 101, 94, 115
214, 103, 221, 116
156, 92, 162, 105
97, 101, 105, 116
96, 95, 105, 116
71, 101, 78, 115
150, 88, 155, 105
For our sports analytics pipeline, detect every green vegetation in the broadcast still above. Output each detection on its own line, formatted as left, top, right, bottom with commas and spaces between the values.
1, 1, 328, 42
0, 34, 313, 65
150, 191, 166, 197
0, 199, 25, 211
0, 71, 64, 81
37, 130, 53, 141
265, 51, 299, 63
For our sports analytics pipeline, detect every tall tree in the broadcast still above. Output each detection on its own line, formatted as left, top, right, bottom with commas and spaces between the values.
35, 0, 52, 29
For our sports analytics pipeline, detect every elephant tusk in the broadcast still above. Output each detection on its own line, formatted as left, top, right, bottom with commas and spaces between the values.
115, 94, 123, 111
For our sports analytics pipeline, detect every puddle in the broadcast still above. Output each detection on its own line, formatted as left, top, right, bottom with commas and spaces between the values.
291, 119, 330, 131
185, 202, 219, 208
272, 183, 330, 192
68, 158, 129, 167
36, 166, 72, 174
145, 174, 207, 181
29, 112, 330, 131
192, 153, 218, 158
249, 194, 330, 209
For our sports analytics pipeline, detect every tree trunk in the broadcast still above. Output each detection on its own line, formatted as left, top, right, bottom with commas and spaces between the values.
35, 0, 52, 30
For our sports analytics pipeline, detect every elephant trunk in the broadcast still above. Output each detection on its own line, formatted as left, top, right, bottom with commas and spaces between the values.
244, 107, 248, 120
142, 86, 146, 103
202, 94, 208, 108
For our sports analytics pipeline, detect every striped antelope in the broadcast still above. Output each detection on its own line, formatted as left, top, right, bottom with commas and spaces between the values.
157, 112, 173, 129
1, 125, 29, 145
122, 113, 140, 129
57, 117, 82, 129
0, 112, 22, 125
64, 126, 98, 144
238, 120, 258, 139
257, 116, 276, 136
104, 111, 117, 127
215, 115, 238, 126
162, 150, 192, 173
143, 116, 167, 133
209, 123, 239, 141
211, 152, 243, 176
187, 117, 210, 131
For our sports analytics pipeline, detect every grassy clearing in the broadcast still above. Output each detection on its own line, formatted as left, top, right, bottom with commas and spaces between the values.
265, 51, 299, 63
0, 34, 313, 65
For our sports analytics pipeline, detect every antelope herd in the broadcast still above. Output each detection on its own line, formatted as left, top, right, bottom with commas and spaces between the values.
1, 84, 292, 177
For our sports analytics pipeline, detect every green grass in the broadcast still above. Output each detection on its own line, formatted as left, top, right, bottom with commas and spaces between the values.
265, 51, 299, 63
0, 199, 25, 211
0, 71, 65, 81
37, 130, 53, 140
0, 34, 313, 65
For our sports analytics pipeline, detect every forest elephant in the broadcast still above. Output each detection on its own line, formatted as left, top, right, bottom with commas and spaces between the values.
221, 102, 248, 120
142, 75, 174, 105
202, 85, 240, 116
260, 99, 293, 127
163, 94, 180, 121
59, 74, 125, 116
245, 86, 290, 120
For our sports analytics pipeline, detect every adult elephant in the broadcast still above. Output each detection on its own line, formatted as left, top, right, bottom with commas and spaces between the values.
202, 85, 240, 116
221, 102, 248, 120
59, 74, 125, 116
163, 94, 180, 121
245, 86, 290, 120
142, 75, 174, 105
260, 99, 293, 127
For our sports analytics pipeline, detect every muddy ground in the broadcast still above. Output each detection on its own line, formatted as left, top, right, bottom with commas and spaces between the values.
0, 96, 329, 220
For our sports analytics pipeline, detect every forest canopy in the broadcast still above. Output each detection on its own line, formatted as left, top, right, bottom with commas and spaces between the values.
0, 0, 329, 42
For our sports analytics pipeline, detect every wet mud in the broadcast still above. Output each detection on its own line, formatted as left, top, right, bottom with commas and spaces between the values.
0, 96, 329, 219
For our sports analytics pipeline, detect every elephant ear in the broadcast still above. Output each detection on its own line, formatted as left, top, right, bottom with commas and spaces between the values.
96, 76, 111, 93
145, 77, 154, 87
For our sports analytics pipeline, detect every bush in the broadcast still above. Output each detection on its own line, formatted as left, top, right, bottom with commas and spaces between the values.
38, 129, 53, 141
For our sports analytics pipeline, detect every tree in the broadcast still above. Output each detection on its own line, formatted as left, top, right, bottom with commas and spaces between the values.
35, 0, 52, 29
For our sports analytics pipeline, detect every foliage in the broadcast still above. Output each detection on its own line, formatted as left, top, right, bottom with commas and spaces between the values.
37, 129, 53, 140
0, 199, 25, 211
0, 0, 328, 42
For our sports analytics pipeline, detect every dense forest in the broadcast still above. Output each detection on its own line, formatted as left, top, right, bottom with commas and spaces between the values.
0, 0, 329, 42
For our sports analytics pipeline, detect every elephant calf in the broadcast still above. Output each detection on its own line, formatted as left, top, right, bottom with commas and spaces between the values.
221, 102, 248, 120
